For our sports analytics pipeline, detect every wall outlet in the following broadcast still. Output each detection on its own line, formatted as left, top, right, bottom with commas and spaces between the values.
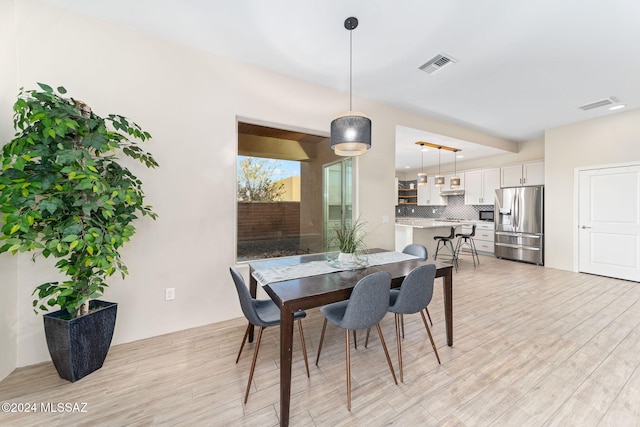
382, 215, 389, 223
165, 288, 175, 301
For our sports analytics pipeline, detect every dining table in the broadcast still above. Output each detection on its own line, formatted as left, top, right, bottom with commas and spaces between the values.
248, 248, 454, 427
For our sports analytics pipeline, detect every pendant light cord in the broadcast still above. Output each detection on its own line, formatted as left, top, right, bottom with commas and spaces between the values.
349, 28, 353, 112
454, 152, 457, 175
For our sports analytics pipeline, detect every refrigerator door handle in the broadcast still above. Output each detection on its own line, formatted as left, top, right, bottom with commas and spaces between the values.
511, 192, 516, 228
516, 188, 521, 230
495, 232, 541, 238
495, 242, 541, 250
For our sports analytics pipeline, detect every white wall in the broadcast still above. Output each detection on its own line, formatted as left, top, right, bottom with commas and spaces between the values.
1, 0, 515, 371
0, 0, 19, 381
545, 108, 640, 271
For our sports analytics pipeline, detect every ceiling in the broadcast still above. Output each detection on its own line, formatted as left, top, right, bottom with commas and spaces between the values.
45, 0, 640, 170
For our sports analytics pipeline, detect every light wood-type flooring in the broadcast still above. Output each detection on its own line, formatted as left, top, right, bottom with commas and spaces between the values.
2, 255, 640, 426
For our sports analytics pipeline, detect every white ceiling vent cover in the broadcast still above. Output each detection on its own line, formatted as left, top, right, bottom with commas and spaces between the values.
579, 97, 619, 111
419, 53, 458, 75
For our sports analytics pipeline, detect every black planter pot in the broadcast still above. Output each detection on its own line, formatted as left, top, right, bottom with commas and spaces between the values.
43, 300, 118, 382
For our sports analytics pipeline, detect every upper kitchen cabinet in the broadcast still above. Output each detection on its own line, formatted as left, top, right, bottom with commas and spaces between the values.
501, 161, 544, 187
417, 179, 447, 206
464, 168, 500, 205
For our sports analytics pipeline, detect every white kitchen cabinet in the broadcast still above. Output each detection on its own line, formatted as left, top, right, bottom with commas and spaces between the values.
417, 180, 447, 206
501, 161, 544, 187
473, 221, 495, 254
458, 221, 494, 255
464, 168, 500, 205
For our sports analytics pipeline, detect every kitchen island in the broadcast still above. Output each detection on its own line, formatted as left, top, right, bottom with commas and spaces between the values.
395, 218, 469, 259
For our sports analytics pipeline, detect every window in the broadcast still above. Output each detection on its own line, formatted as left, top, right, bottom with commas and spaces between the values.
236, 122, 350, 262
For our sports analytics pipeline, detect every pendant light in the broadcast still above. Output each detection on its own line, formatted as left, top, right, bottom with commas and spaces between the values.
450, 150, 461, 188
417, 143, 427, 185
435, 147, 445, 186
330, 17, 371, 156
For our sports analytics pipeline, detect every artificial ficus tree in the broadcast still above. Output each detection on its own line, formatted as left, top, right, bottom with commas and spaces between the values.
0, 83, 158, 318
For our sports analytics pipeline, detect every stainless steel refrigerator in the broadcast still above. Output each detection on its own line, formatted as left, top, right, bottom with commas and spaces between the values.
494, 186, 544, 265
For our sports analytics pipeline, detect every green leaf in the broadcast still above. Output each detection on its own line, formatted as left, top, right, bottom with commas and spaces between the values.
39, 199, 59, 215
37, 82, 53, 92
57, 86, 67, 94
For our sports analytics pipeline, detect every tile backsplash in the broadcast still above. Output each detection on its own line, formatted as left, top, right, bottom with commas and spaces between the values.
396, 180, 489, 220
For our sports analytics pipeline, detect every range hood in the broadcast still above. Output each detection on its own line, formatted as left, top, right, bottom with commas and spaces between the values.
440, 189, 465, 196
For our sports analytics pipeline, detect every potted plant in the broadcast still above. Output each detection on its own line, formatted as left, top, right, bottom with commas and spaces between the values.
333, 217, 368, 265
0, 83, 158, 382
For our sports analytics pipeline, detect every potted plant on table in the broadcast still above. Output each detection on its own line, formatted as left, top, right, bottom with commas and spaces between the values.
0, 83, 158, 382
333, 217, 368, 266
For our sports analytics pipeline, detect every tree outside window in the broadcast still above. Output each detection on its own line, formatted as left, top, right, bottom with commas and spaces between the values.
237, 157, 285, 202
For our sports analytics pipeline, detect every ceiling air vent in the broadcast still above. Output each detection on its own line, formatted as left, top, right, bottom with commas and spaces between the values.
579, 96, 619, 111
419, 53, 458, 75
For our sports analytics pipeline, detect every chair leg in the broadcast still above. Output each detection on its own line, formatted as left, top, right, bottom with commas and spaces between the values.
434, 240, 442, 260
297, 320, 310, 377
364, 327, 371, 348
353, 330, 358, 350
420, 310, 441, 365
425, 307, 433, 326
244, 326, 265, 403
376, 323, 398, 385
346, 329, 352, 411
395, 314, 404, 383
401, 314, 405, 338
454, 237, 463, 261
470, 238, 480, 266
316, 318, 327, 366
235, 323, 251, 364
448, 240, 458, 271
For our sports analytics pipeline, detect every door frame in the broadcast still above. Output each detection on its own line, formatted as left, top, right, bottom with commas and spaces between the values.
322, 157, 356, 252
573, 160, 640, 273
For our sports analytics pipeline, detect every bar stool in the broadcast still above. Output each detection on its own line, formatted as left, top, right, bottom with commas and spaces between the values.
433, 226, 458, 271
454, 224, 480, 267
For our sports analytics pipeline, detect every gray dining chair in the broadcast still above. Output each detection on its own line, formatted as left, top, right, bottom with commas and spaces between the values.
390, 264, 441, 382
401, 244, 433, 326
229, 267, 310, 403
315, 271, 398, 411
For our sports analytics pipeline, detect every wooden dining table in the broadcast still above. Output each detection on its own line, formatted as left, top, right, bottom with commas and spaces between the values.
248, 249, 454, 427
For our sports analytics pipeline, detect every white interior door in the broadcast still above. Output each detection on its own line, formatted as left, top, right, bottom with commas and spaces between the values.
578, 165, 640, 282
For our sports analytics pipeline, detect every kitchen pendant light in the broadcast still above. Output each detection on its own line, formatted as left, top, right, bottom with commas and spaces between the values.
450, 149, 461, 188
330, 17, 371, 156
435, 148, 445, 186
417, 143, 427, 185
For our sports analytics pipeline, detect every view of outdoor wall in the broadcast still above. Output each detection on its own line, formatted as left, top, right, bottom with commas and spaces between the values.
237, 122, 343, 261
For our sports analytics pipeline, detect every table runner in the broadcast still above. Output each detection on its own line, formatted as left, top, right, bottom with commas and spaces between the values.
252, 251, 418, 286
